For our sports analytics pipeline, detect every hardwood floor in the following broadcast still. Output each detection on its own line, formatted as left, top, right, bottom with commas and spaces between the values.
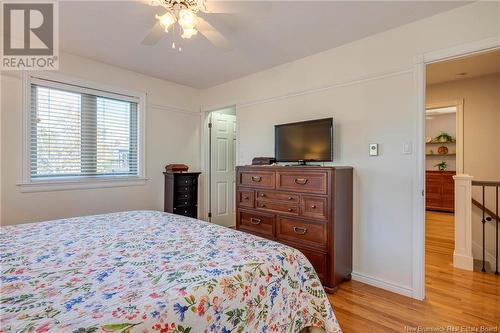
328, 211, 500, 332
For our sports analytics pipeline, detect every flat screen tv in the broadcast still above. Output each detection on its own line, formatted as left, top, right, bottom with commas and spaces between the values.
275, 118, 333, 164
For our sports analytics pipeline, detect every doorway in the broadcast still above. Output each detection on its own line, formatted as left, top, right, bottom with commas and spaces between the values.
207, 107, 237, 227
423, 103, 459, 275
422, 47, 500, 298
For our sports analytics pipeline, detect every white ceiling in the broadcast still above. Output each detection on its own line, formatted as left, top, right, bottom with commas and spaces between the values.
60, 1, 469, 89
427, 49, 500, 85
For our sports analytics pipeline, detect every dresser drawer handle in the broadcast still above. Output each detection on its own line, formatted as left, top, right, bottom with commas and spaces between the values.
293, 226, 308, 235
250, 218, 262, 225
260, 193, 266, 197
243, 195, 249, 200
287, 208, 294, 212
260, 203, 266, 208
288, 196, 294, 200
252, 176, 262, 182
311, 205, 317, 209
294, 178, 308, 185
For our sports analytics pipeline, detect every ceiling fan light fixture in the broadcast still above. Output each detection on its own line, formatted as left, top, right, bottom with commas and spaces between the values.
157, 12, 176, 31
181, 27, 198, 39
178, 8, 196, 29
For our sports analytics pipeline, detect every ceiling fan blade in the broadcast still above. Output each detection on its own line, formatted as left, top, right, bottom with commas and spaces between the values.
204, 1, 239, 14
197, 16, 232, 50
141, 21, 165, 46
204, 1, 272, 14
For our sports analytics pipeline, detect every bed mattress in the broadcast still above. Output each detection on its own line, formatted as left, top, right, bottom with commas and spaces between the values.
0, 210, 341, 333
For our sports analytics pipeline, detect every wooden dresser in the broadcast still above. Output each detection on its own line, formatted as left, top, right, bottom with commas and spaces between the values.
164, 171, 201, 218
426, 170, 455, 212
235, 165, 353, 292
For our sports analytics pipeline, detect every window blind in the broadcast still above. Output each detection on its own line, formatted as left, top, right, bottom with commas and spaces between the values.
30, 81, 139, 180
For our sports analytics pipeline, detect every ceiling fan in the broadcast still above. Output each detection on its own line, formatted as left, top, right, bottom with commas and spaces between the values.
141, 0, 245, 51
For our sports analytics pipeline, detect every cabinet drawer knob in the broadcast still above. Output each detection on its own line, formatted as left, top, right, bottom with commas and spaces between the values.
288, 196, 293, 200
293, 226, 307, 235
288, 208, 294, 212
260, 193, 265, 197
250, 218, 262, 225
294, 178, 308, 185
252, 176, 262, 182
243, 196, 249, 200
311, 205, 317, 209
260, 203, 266, 208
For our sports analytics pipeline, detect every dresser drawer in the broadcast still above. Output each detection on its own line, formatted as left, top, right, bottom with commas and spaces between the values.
238, 210, 274, 238
256, 191, 299, 203
301, 196, 328, 220
426, 174, 442, 184
237, 190, 254, 208
176, 185, 197, 193
296, 246, 328, 281
256, 201, 299, 215
239, 171, 275, 189
276, 172, 328, 194
174, 196, 196, 207
175, 176, 197, 186
277, 217, 327, 249
176, 192, 195, 201
173, 206, 197, 218
426, 196, 441, 208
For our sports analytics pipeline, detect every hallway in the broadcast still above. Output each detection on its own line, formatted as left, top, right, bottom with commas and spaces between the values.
328, 211, 500, 332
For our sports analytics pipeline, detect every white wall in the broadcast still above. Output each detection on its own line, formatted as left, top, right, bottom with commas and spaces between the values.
200, 2, 500, 296
0, 53, 201, 225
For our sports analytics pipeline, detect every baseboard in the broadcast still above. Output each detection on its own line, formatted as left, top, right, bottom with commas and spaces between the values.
453, 251, 474, 271
351, 271, 413, 298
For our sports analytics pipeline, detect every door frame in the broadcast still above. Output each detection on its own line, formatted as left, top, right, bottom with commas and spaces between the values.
413, 36, 500, 300
200, 105, 238, 222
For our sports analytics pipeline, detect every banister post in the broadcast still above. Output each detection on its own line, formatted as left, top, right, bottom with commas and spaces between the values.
453, 174, 474, 271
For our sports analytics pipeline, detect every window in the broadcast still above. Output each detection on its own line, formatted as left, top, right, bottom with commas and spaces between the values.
24, 76, 144, 188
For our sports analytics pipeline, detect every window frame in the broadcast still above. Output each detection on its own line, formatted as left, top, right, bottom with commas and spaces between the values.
19, 72, 147, 192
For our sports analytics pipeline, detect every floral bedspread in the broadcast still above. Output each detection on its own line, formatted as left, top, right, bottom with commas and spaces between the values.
0, 210, 341, 333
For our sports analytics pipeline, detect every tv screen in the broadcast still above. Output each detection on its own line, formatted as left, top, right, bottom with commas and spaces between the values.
275, 118, 333, 162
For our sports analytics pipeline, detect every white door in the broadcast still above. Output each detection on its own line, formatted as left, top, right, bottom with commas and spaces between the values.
210, 112, 236, 227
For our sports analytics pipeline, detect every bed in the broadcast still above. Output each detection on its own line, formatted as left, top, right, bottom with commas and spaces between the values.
0, 210, 341, 333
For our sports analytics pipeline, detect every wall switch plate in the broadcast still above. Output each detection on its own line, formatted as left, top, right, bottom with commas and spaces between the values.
369, 143, 378, 156
403, 142, 412, 154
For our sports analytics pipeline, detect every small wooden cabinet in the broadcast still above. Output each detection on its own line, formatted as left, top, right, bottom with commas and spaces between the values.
164, 171, 201, 218
426, 171, 455, 212
236, 165, 353, 292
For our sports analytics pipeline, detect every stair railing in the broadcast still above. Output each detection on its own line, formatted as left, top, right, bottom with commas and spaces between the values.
471, 180, 499, 275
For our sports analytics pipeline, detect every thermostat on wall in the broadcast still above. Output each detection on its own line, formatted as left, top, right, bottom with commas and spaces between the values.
369, 143, 378, 156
